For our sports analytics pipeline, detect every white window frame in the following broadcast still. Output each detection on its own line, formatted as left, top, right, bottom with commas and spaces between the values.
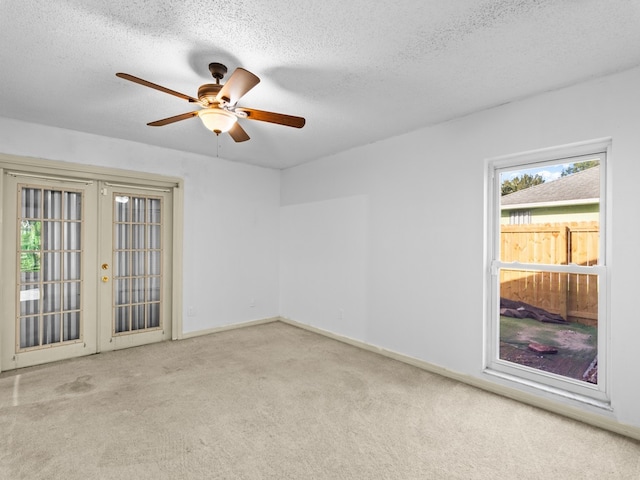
484, 138, 611, 408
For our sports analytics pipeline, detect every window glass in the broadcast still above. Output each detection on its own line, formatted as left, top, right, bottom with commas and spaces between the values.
488, 148, 607, 402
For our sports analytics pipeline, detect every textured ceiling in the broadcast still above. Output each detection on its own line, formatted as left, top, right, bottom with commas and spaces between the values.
1, 1, 640, 169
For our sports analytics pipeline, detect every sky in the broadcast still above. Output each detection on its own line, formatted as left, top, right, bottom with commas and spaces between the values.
501, 162, 570, 183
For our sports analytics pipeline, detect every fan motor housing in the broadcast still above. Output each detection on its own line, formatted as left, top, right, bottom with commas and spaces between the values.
198, 84, 224, 106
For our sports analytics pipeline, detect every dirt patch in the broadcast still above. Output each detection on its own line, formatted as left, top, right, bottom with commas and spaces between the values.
499, 342, 595, 381
514, 327, 594, 352
555, 329, 594, 351
500, 316, 597, 383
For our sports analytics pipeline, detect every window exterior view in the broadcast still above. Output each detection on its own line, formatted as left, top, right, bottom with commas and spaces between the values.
487, 144, 608, 404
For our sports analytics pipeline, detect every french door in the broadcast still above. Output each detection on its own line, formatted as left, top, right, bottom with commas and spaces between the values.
98, 183, 172, 352
1, 175, 98, 368
1, 171, 173, 370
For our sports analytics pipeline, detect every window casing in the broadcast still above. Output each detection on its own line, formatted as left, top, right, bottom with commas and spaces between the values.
485, 139, 610, 406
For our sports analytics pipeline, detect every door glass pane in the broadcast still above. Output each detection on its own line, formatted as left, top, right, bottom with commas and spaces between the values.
21, 220, 41, 250
148, 198, 161, 223
43, 221, 61, 250
115, 224, 129, 249
20, 258, 41, 283
16, 186, 84, 350
115, 279, 130, 305
131, 304, 145, 330
147, 277, 160, 302
115, 251, 129, 277
63, 312, 80, 341
20, 317, 39, 348
147, 303, 160, 328
20, 285, 40, 316
112, 193, 162, 335
132, 251, 144, 276
132, 197, 145, 223
64, 282, 81, 310
42, 283, 61, 313
132, 225, 145, 249
149, 251, 161, 275
115, 196, 130, 221
43, 190, 62, 219
115, 306, 129, 333
132, 277, 144, 303
64, 222, 81, 249
64, 252, 81, 280
64, 192, 82, 220
42, 314, 62, 344
42, 253, 61, 281
21, 188, 41, 218
20, 220, 42, 291
148, 225, 161, 249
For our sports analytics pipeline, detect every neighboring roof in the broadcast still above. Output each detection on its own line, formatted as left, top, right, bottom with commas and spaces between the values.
501, 165, 599, 207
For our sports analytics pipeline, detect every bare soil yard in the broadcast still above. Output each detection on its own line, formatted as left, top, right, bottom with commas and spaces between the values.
499, 316, 597, 383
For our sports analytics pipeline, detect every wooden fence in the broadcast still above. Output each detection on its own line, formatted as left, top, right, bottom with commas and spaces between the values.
500, 222, 599, 325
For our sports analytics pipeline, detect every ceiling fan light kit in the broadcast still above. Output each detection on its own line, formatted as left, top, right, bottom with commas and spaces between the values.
115, 62, 305, 144
199, 108, 237, 134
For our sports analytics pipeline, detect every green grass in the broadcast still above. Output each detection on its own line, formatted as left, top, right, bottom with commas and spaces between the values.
500, 315, 596, 350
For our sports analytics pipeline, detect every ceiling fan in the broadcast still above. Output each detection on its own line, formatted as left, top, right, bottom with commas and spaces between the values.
116, 63, 305, 143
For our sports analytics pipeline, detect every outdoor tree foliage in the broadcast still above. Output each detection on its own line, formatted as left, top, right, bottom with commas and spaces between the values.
561, 160, 600, 177
20, 220, 42, 272
501, 173, 545, 196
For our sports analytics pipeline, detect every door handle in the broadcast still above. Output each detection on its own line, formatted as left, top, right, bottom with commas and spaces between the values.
102, 263, 110, 282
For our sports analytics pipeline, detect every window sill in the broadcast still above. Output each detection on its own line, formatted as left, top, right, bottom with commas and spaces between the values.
483, 367, 612, 411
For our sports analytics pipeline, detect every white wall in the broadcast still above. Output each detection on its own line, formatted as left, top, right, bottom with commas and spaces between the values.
3, 66, 640, 432
0, 117, 280, 334
280, 66, 640, 430
280, 195, 368, 340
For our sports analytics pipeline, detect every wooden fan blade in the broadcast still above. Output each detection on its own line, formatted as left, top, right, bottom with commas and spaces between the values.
228, 122, 250, 142
116, 73, 199, 103
236, 108, 306, 128
216, 68, 260, 105
147, 111, 199, 126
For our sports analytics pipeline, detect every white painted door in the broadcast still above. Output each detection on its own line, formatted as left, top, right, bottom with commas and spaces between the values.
97, 183, 173, 352
1, 174, 173, 370
1, 174, 98, 369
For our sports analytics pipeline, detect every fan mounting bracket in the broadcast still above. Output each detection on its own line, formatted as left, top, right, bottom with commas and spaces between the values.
208, 62, 228, 82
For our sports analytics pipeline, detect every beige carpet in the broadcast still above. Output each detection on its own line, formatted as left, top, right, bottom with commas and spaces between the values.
1, 321, 639, 479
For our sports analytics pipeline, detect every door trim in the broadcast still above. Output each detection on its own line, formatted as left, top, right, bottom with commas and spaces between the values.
0, 153, 184, 372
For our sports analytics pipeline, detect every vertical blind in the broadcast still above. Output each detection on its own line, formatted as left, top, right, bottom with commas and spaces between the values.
19, 187, 82, 349
113, 195, 162, 334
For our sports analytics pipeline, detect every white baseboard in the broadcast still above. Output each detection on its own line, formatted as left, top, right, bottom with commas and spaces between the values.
278, 316, 640, 442
181, 317, 279, 339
